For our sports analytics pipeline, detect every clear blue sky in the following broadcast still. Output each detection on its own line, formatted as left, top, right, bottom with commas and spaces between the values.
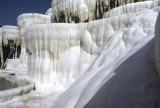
0, 0, 51, 26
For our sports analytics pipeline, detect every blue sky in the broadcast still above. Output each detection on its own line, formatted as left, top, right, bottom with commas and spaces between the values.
0, 0, 51, 26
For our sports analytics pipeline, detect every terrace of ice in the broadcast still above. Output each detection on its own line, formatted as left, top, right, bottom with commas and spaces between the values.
0, 0, 160, 107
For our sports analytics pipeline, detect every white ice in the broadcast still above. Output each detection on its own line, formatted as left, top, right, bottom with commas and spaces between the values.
0, 1, 160, 108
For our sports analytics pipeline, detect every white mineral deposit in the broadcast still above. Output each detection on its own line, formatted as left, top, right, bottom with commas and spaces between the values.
0, 0, 160, 108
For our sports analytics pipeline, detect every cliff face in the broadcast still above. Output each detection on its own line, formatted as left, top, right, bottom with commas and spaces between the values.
51, 0, 153, 23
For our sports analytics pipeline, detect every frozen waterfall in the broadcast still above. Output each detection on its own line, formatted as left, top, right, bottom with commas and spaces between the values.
0, 0, 160, 107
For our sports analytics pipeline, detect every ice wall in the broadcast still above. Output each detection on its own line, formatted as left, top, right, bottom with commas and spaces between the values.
155, 11, 160, 75
51, 0, 150, 23
52, 7, 159, 108
17, 13, 51, 71
22, 0, 160, 92
23, 10, 137, 92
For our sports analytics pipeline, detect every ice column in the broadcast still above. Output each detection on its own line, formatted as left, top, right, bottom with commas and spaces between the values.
1, 26, 20, 66
17, 13, 51, 71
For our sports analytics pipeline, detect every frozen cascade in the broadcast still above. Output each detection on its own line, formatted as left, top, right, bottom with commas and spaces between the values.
51, 0, 153, 23
0, 26, 21, 69
23, 12, 137, 91
52, 7, 160, 108
103, 0, 160, 18
0, 0, 160, 107
1, 26, 20, 47
23, 0, 160, 92
17, 13, 51, 71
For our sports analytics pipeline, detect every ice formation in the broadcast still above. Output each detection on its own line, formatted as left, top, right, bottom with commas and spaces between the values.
17, 13, 51, 71
52, 7, 160, 108
0, 0, 160, 107
22, 0, 160, 92
51, 0, 150, 23
23, 13, 136, 91
103, 0, 160, 18
1, 26, 20, 47
45, 8, 52, 17
0, 26, 21, 68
